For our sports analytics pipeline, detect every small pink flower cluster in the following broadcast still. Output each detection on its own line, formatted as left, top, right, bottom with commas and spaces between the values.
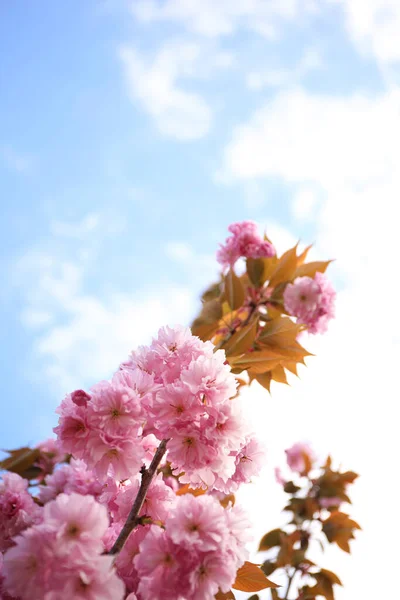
38, 458, 103, 503
283, 272, 336, 334
131, 494, 251, 600
55, 326, 263, 492
285, 442, 315, 474
0, 473, 41, 552
2, 492, 124, 600
274, 442, 316, 487
217, 221, 275, 270
34, 439, 67, 482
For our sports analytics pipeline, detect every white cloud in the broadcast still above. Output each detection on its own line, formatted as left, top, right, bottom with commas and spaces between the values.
218, 85, 400, 598
17, 246, 196, 394
246, 48, 323, 90
329, 0, 400, 65
119, 42, 215, 140
292, 186, 320, 220
132, 0, 319, 39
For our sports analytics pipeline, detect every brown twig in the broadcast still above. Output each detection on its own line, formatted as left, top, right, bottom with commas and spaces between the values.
109, 438, 169, 555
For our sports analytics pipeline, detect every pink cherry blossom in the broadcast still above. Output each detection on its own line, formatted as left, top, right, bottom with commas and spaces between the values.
283, 273, 335, 334
217, 221, 275, 269
274, 466, 286, 486
90, 381, 143, 438
167, 494, 227, 552
189, 552, 235, 600
39, 459, 102, 503
43, 493, 108, 555
2, 525, 56, 599
134, 528, 183, 600
0, 473, 42, 552
285, 442, 315, 474
180, 350, 237, 406
47, 556, 125, 600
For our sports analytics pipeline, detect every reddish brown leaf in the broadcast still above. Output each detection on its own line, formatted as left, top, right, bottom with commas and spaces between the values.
232, 562, 279, 592
258, 529, 283, 552
0, 447, 40, 477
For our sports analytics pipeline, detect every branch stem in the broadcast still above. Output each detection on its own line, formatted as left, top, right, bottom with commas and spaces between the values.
108, 438, 169, 555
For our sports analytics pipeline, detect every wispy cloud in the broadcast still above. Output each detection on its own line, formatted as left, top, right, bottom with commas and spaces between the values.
131, 0, 319, 39
119, 42, 219, 140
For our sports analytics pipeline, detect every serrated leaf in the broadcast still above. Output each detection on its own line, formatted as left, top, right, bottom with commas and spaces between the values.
225, 269, 245, 310
269, 245, 299, 288
232, 562, 279, 592
270, 365, 288, 384
254, 371, 272, 392
295, 260, 332, 278
223, 319, 258, 356
297, 244, 313, 266
229, 350, 284, 374
258, 529, 283, 551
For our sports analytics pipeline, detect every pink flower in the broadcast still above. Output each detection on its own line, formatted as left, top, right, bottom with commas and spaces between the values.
217, 221, 275, 270
50, 556, 125, 600
283, 273, 335, 334
274, 467, 286, 486
0, 473, 42, 552
134, 528, 183, 600
43, 493, 108, 555
114, 475, 175, 525
167, 494, 227, 552
88, 436, 145, 481
285, 442, 315, 474
53, 393, 90, 457
90, 381, 143, 438
225, 504, 252, 568
35, 438, 66, 480
2, 525, 56, 599
149, 383, 204, 436
39, 459, 102, 503
180, 351, 237, 406
71, 389, 91, 407
189, 553, 235, 600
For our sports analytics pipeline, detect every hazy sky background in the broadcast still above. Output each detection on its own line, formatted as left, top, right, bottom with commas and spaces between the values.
1, 1, 399, 598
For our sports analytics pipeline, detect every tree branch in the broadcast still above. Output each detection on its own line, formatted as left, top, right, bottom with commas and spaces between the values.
283, 567, 297, 600
109, 438, 169, 555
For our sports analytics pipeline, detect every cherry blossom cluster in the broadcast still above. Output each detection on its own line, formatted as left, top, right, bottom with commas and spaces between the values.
55, 325, 264, 492
283, 272, 336, 334
0, 473, 41, 553
1, 476, 250, 600
2, 492, 124, 600
114, 494, 251, 600
216, 220, 275, 269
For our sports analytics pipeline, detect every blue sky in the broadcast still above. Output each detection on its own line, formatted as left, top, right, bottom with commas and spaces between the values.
1, 2, 399, 597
